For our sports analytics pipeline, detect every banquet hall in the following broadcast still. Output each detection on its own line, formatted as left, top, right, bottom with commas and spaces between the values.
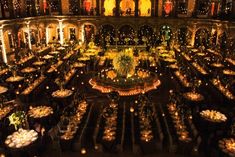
0, 0, 235, 157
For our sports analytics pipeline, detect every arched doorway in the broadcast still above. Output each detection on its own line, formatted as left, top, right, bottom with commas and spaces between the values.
120, 0, 135, 16
219, 32, 227, 51
138, 0, 151, 16
83, 24, 95, 43
194, 28, 210, 48
103, 0, 116, 16
81, 0, 97, 15
100, 24, 115, 45
118, 25, 135, 45
159, 25, 172, 46
137, 25, 154, 45
162, 0, 174, 17
178, 27, 188, 45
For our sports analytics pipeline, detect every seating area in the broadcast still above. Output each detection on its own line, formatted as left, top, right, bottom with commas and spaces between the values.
0, 41, 234, 157
0, 1, 235, 156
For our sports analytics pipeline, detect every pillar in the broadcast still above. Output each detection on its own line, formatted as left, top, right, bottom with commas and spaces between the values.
191, 24, 196, 46
26, 22, 32, 50
187, 0, 196, 17
61, 0, 69, 15
158, 0, 162, 17
59, 20, 64, 45
0, 26, 7, 63
46, 26, 49, 45
135, 0, 138, 16
115, 0, 120, 16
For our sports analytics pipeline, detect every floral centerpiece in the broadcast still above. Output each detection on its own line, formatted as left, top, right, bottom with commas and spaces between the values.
8, 111, 26, 130
113, 48, 136, 78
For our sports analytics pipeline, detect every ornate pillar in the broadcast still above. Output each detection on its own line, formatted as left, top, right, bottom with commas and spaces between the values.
61, 0, 69, 15
115, 0, 120, 16
46, 26, 49, 45
151, 0, 154, 16
135, 0, 138, 16
26, 22, 32, 50
96, 0, 100, 15
191, 23, 196, 46
0, 26, 7, 63
187, 0, 196, 17
216, 24, 222, 46
8, 0, 15, 18
158, 0, 162, 17
58, 19, 64, 45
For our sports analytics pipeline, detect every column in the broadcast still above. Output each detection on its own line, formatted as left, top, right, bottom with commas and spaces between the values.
61, 0, 69, 15
216, 24, 221, 46
59, 20, 64, 45
96, 0, 100, 15
158, 0, 162, 17
191, 23, 196, 46
187, 0, 196, 17
135, 0, 138, 16
26, 22, 32, 50
115, 0, 120, 16
46, 26, 49, 45
0, 26, 7, 63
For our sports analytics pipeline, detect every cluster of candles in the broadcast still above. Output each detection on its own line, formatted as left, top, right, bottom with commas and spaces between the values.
182, 53, 192, 61
106, 70, 117, 80
72, 62, 86, 68
192, 62, 208, 75
63, 68, 77, 84
5, 129, 38, 148
42, 55, 54, 60
47, 61, 63, 73
219, 138, 235, 156
57, 47, 65, 50
223, 69, 235, 76
63, 51, 74, 60
21, 76, 46, 95
21, 67, 37, 73
211, 78, 234, 100
0, 85, 8, 94
167, 103, 192, 142
0, 105, 14, 120
225, 58, 235, 66
52, 89, 73, 98
168, 64, 179, 69
28, 106, 53, 118
0, 68, 9, 76
138, 108, 153, 142
174, 71, 192, 88
102, 103, 118, 141
61, 101, 88, 140
183, 91, 204, 102
200, 109, 227, 123
17, 55, 34, 65
89, 78, 160, 96
33, 61, 46, 66
211, 63, 224, 68
6, 75, 24, 82
49, 51, 60, 55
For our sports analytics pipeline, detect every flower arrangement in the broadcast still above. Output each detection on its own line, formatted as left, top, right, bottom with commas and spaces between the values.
8, 111, 26, 130
113, 49, 136, 78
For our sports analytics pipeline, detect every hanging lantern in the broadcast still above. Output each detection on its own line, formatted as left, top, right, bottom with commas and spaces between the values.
164, 0, 173, 15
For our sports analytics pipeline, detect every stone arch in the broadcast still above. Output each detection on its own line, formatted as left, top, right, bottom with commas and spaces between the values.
100, 24, 116, 45
62, 22, 79, 42
118, 24, 135, 45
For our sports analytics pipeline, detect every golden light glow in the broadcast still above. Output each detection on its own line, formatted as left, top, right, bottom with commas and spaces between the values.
138, 0, 151, 16
120, 0, 135, 15
104, 0, 116, 16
